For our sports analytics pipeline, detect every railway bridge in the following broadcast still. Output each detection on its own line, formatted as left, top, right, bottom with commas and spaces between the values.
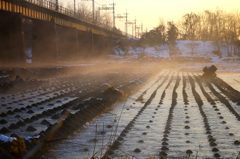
0, 0, 125, 65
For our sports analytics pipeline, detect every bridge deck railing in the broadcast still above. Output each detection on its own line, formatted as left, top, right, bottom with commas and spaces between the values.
23, 0, 131, 37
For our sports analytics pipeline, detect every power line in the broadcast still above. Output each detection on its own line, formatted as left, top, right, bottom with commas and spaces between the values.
82, 0, 95, 23
79, 0, 137, 36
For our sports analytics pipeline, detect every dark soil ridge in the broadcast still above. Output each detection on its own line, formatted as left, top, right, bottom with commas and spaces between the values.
159, 73, 180, 157
136, 71, 167, 102
215, 77, 240, 103
206, 80, 240, 121
188, 75, 220, 157
136, 72, 166, 101
182, 75, 189, 105
104, 72, 170, 158
159, 72, 173, 104
6, 71, 157, 159
194, 74, 240, 153
0, 71, 146, 132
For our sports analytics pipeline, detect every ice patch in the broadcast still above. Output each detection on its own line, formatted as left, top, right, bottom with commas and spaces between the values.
0, 135, 17, 143
102, 83, 111, 86
26, 59, 32, 63
25, 135, 40, 142
118, 85, 123, 88
83, 97, 93, 101
0, 75, 10, 78
129, 79, 144, 85
25, 48, 32, 58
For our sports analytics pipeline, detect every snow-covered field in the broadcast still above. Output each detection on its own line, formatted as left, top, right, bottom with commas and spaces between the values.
112, 40, 240, 72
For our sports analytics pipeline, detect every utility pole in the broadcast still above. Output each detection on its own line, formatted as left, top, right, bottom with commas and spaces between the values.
124, 9, 128, 36
115, 12, 128, 36
56, 0, 58, 11
126, 21, 134, 38
132, 22, 134, 38
141, 22, 143, 36
74, 0, 75, 17
98, 4, 114, 26
136, 26, 140, 38
110, 0, 116, 29
132, 19, 136, 38
98, 7, 100, 25
92, 0, 94, 23
134, 17, 137, 38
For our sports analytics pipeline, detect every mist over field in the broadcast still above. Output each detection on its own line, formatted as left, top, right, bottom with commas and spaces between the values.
1, 0, 240, 158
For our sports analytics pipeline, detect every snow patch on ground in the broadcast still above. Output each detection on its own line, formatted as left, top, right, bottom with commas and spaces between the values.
0, 135, 17, 143
112, 40, 240, 72
25, 135, 40, 142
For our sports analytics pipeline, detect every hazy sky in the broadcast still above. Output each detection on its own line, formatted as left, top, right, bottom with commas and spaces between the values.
60, 0, 240, 35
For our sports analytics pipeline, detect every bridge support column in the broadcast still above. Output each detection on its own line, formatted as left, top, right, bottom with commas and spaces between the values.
93, 34, 104, 56
78, 30, 93, 58
56, 25, 79, 61
105, 36, 115, 55
0, 10, 26, 66
32, 19, 57, 64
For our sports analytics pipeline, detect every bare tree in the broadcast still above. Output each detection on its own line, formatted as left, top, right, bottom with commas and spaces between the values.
182, 12, 200, 40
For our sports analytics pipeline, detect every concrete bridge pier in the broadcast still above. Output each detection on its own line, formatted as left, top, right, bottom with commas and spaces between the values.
105, 36, 115, 55
32, 19, 58, 64
78, 30, 93, 58
56, 25, 79, 62
93, 34, 105, 56
0, 10, 26, 66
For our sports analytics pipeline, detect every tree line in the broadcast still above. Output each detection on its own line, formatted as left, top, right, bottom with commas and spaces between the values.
140, 8, 240, 53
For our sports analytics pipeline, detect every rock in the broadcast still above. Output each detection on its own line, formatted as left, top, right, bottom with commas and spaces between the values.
6, 110, 14, 115
186, 149, 193, 154
16, 121, 26, 126
51, 115, 60, 119
161, 146, 169, 150
116, 137, 123, 141
212, 148, 219, 152
214, 153, 220, 158
107, 125, 112, 128
134, 148, 141, 153
234, 140, 240, 145
83, 148, 89, 151
13, 108, 21, 112
27, 110, 34, 114
15, 115, 21, 118
0, 113, 7, 117
0, 119, 8, 124
24, 118, 32, 123
0, 127, 11, 134
26, 126, 37, 131
8, 123, 19, 129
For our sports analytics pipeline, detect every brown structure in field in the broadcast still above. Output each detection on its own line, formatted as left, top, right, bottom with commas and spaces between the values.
202, 65, 217, 80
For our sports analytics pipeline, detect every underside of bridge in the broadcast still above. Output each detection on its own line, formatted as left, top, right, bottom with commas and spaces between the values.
0, 0, 124, 65
0, 10, 26, 65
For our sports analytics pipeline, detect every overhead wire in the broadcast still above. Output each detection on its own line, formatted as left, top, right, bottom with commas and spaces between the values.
73, 0, 137, 35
